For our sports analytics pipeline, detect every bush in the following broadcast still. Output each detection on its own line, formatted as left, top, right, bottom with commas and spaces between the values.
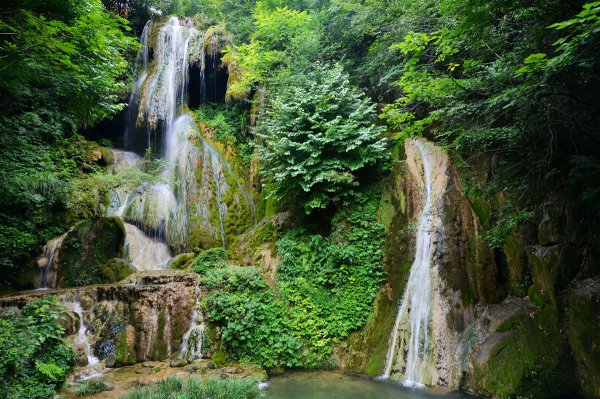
259, 63, 388, 213
0, 296, 76, 399
191, 247, 228, 274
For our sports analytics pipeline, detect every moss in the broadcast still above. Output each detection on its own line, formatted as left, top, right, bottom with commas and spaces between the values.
476, 306, 577, 399
212, 351, 228, 368
58, 217, 126, 287
150, 310, 168, 360
169, 253, 196, 270
503, 233, 530, 298
115, 328, 137, 367
496, 314, 524, 332
567, 279, 600, 399
99, 258, 135, 283
100, 147, 114, 165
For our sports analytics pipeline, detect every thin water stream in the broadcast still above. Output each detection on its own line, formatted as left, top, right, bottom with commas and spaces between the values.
382, 139, 435, 385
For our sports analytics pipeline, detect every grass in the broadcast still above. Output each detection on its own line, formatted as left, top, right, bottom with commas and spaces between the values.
72, 379, 109, 396
120, 376, 260, 399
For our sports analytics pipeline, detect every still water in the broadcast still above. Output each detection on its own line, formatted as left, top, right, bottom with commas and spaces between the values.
262, 372, 475, 399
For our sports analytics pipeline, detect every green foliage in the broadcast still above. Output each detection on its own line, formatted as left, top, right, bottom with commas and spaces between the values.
72, 379, 109, 396
204, 188, 385, 368
194, 103, 253, 164
222, 6, 318, 99
486, 207, 534, 250
191, 247, 228, 274
120, 376, 259, 399
0, 0, 136, 286
0, 296, 76, 399
260, 64, 388, 213
380, 0, 600, 218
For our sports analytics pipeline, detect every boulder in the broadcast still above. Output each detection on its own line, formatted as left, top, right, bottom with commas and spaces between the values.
57, 217, 126, 287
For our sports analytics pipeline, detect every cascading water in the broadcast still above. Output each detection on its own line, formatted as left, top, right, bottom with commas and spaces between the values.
67, 300, 101, 379
115, 16, 256, 252
179, 285, 206, 362
37, 234, 66, 290
35, 17, 256, 279
382, 139, 434, 387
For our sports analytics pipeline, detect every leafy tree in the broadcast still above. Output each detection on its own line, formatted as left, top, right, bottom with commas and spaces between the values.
259, 63, 388, 213
0, 0, 136, 284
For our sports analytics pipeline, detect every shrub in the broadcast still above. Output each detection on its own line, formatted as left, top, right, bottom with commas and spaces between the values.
191, 247, 228, 274
0, 296, 76, 399
259, 63, 388, 213
203, 187, 386, 368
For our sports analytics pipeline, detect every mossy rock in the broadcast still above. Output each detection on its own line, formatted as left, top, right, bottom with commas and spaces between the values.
100, 147, 114, 165
169, 253, 196, 270
212, 351, 228, 368
115, 326, 137, 367
57, 217, 126, 287
473, 306, 578, 399
99, 258, 136, 283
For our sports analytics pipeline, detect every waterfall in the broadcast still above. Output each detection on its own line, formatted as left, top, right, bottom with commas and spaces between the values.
179, 285, 206, 362
199, 32, 207, 102
124, 223, 171, 270
37, 234, 66, 290
124, 21, 150, 149
68, 301, 100, 369
104, 17, 255, 266
382, 139, 434, 387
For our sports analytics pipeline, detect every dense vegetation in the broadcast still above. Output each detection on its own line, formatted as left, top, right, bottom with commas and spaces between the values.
0, 297, 76, 399
203, 189, 384, 368
0, 0, 136, 285
1, 0, 600, 397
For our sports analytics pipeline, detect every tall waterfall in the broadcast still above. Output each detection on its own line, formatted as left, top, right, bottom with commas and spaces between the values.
382, 139, 435, 387
117, 16, 255, 252
34, 17, 256, 282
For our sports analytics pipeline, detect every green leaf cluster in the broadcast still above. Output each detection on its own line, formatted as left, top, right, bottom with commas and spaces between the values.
0, 296, 76, 399
191, 247, 228, 274
260, 64, 388, 213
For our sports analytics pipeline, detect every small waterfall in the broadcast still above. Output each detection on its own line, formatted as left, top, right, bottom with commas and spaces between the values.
124, 21, 150, 149
124, 223, 171, 270
199, 32, 207, 102
68, 301, 100, 369
111, 150, 141, 172
179, 286, 206, 362
37, 234, 66, 290
382, 140, 435, 387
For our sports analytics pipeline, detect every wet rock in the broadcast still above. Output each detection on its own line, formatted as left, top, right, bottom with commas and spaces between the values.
223, 367, 240, 375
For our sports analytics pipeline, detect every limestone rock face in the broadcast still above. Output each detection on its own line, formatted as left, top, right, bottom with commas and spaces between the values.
0, 271, 202, 368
